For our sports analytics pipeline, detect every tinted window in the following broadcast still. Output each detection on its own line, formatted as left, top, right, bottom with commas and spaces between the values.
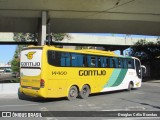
127, 59, 134, 69
84, 56, 98, 67
118, 58, 123, 68
123, 59, 128, 68
71, 53, 83, 67
48, 50, 135, 69
48, 51, 61, 66
109, 57, 118, 68
91, 56, 97, 67
98, 57, 105, 67
61, 53, 71, 66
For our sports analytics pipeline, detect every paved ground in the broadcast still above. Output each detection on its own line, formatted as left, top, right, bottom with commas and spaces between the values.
0, 81, 160, 120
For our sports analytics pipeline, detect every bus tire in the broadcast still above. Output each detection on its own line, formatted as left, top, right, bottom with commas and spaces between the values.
79, 85, 90, 99
18, 88, 25, 100
67, 86, 78, 101
127, 82, 133, 91
18, 88, 29, 100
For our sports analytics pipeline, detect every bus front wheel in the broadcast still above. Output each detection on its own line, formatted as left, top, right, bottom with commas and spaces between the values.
67, 86, 78, 101
79, 85, 90, 99
127, 82, 133, 91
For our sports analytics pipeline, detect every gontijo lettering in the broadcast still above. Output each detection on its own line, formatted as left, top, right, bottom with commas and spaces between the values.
79, 70, 106, 76
21, 62, 40, 67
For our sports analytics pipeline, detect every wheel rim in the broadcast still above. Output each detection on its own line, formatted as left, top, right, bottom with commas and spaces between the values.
70, 88, 77, 98
82, 88, 88, 95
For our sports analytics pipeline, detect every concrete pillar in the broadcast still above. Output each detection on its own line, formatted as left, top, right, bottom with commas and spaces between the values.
38, 11, 47, 45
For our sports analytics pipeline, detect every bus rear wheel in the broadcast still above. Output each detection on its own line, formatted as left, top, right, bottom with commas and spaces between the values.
79, 85, 90, 99
18, 88, 28, 100
67, 86, 78, 101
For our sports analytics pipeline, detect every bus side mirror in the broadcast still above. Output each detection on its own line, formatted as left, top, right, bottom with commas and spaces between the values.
141, 65, 146, 74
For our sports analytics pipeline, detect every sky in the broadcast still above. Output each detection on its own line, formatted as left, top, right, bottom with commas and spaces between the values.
77, 33, 159, 38
0, 45, 17, 64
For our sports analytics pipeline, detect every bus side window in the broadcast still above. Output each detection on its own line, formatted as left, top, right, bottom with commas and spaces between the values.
118, 58, 123, 68
99, 57, 104, 67
86, 56, 96, 67
84, 55, 98, 67
83, 55, 88, 67
77, 54, 83, 67
98, 57, 101, 67
61, 53, 66, 66
110, 57, 117, 68
71, 53, 83, 67
87, 56, 91, 67
123, 59, 128, 68
66, 53, 71, 66
106, 57, 109, 68
61, 52, 71, 67
71, 54, 77, 67
48, 50, 54, 66
103, 57, 106, 67
109, 58, 112, 68
101, 57, 109, 68
48, 50, 60, 66
91, 56, 96, 67
114, 58, 118, 68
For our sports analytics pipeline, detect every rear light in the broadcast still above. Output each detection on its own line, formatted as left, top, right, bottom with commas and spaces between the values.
40, 79, 45, 88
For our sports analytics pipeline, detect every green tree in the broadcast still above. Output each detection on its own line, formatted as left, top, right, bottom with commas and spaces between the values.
131, 39, 160, 61
13, 33, 69, 42
131, 39, 160, 79
13, 33, 36, 42
11, 45, 23, 73
51, 33, 70, 41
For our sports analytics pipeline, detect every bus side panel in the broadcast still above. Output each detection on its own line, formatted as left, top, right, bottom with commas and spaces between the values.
46, 66, 67, 98
101, 68, 141, 92
46, 67, 115, 98
64, 68, 115, 96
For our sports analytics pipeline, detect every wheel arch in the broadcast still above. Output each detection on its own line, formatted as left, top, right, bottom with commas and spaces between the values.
130, 81, 134, 88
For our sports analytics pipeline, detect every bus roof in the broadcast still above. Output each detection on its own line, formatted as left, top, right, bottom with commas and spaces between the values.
26, 45, 134, 58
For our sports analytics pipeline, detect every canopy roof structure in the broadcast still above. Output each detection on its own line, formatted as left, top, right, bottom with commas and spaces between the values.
0, 0, 160, 36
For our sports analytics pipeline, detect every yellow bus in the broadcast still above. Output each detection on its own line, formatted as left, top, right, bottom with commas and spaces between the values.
19, 45, 142, 100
